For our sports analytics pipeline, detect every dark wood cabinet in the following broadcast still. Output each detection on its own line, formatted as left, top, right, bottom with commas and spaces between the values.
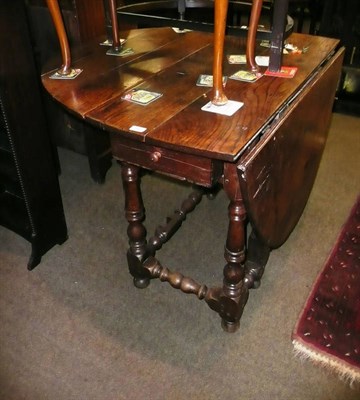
318, 0, 360, 115
26, 0, 112, 183
0, 0, 67, 269
26, 0, 107, 66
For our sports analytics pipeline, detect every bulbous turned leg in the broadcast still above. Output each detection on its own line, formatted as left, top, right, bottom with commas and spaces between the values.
120, 162, 150, 288
221, 163, 249, 332
244, 230, 270, 289
133, 274, 150, 289
221, 318, 240, 333
212, 0, 229, 106
220, 216, 249, 333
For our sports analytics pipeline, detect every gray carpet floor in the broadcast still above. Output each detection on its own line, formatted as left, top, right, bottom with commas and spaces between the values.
0, 112, 359, 400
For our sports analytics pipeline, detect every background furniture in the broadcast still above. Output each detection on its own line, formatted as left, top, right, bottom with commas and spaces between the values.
115, 0, 275, 33
0, 0, 67, 269
318, 0, 360, 115
26, 0, 112, 183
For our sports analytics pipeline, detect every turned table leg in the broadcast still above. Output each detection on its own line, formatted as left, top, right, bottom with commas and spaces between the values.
120, 163, 150, 288
244, 230, 270, 289
221, 163, 249, 332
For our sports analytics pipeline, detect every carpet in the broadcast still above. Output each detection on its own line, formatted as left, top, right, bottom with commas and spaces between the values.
292, 195, 360, 386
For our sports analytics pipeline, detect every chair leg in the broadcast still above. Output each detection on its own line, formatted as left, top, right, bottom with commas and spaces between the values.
108, 0, 121, 52
246, 0, 264, 73
212, 0, 229, 106
45, 0, 72, 75
212, 0, 265, 105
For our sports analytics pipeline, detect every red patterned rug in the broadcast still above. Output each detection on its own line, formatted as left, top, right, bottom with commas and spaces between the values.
292, 195, 360, 386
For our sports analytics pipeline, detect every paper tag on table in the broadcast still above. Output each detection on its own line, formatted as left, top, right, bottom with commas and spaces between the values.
100, 38, 126, 46
264, 66, 298, 78
255, 56, 269, 67
201, 100, 244, 116
227, 54, 247, 64
49, 68, 83, 80
172, 27, 192, 33
229, 70, 261, 83
129, 125, 147, 133
122, 89, 162, 105
196, 74, 227, 87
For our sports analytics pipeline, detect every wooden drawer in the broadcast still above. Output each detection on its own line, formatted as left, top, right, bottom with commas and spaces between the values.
110, 135, 222, 187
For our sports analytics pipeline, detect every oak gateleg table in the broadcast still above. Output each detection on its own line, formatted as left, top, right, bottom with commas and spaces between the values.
42, 27, 343, 332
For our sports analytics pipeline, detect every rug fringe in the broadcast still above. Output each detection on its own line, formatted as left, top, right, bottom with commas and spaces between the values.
292, 339, 360, 389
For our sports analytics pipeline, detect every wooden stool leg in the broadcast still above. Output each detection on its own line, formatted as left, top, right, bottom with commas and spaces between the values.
121, 163, 150, 288
221, 163, 249, 332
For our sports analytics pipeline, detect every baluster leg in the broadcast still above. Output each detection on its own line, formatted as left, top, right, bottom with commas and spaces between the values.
244, 229, 270, 289
121, 163, 150, 288
221, 163, 249, 332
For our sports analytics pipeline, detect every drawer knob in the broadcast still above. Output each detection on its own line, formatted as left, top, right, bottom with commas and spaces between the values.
151, 151, 162, 162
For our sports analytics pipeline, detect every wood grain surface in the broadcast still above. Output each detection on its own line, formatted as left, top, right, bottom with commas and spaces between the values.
42, 28, 339, 161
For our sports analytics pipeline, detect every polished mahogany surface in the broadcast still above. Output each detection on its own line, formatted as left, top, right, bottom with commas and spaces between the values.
42, 27, 339, 161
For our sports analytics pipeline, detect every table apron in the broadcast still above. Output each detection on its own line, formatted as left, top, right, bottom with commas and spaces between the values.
110, 134, 223, 187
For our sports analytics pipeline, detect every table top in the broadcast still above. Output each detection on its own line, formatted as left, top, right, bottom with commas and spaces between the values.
42, 27, 339, 162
